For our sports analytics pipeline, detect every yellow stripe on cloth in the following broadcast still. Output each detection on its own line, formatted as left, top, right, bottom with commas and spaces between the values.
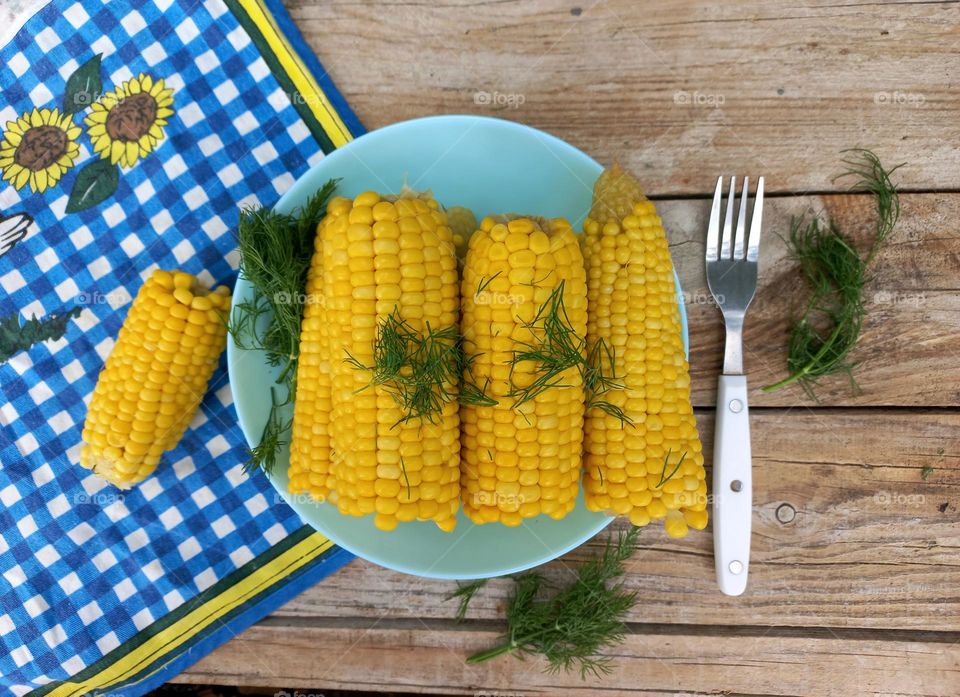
238, 0, 353, 148
47, 534, 335, 697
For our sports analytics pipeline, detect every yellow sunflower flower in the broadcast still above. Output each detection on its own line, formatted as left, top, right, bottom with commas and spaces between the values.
86, 73, 174, 168
0, 107, 81, 194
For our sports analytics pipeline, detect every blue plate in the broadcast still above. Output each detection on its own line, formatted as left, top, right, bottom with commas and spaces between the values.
228, 115, 689, 579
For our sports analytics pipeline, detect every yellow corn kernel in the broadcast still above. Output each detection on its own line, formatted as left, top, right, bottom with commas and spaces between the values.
460, 215, 587, 525
582, 165, 706, 538
79, 270, 230, 488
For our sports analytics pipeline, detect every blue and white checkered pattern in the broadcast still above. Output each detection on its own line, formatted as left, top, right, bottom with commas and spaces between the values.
0, 0, 347, 692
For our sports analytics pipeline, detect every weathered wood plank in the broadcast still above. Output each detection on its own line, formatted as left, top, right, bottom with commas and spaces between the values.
269, 411, 960, 630
286, 0, 960, 194
657, 192, 960, 407
172, 621, 960, 696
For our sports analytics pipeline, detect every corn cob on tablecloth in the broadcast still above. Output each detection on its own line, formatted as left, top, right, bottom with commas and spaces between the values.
0, 0, 363, 693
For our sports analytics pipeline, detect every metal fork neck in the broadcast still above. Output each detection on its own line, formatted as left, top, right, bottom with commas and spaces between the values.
722, 313, 745, 375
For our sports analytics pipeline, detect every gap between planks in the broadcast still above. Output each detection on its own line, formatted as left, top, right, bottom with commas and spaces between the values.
252, 614, 960, 646
647, 187, 960, 202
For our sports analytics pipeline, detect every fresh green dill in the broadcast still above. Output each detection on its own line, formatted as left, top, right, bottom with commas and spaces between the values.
509, 280, 584, 407
587, 396, 632, 426
230, 180, 338, 380
475, 270, 501, 296
245, 387, 292, 476
447, 579, 489, 623
838, 149, 902, 265
655, 449, 687, 488
463, 526, 641, 678
526, 269, 555, 288
921, 465, 934, 480
458, 346, 499, 408
346, 311, 462, 425
507, 283, 628, 428
459, 374, 499, 407
347, 310, 498, 419
584, 338, 634, 427
0, 306, 82, 364
400, 456, 411, 499
228, 179, 338, 473
763, 150, 903, 398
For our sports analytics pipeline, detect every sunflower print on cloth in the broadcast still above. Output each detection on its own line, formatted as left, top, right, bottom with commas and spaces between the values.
0, 107, 81, 193
85, 73, 174, 168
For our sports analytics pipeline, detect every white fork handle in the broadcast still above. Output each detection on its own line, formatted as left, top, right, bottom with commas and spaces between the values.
712, 374, 752, 596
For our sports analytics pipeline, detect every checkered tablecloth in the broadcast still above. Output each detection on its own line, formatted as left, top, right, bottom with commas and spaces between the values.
0, 1, 362, 694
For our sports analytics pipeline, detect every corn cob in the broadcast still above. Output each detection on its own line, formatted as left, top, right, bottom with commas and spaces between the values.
460, 216, 587, 526
289, 191, 461, 532
581, 165, 707, 538
80, 270, 230, 488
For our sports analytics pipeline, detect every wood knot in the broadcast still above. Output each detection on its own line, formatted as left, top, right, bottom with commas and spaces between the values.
776, 503, 796, 524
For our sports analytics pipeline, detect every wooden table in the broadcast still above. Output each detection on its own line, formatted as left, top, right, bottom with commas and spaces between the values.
176, 1, 960, 694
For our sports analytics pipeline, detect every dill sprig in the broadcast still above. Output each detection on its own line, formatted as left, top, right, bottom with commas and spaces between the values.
762, 150, 903, 398
509, 281, 585, 407
230, 179, 337, 380
655, 448, 687, 487
459, 373, 499, 408
447, 579, 489, 623
346, 310, 470, 424
247, 387, 292, 475
838, 148, 902, 266
456, 337, 499, 408
228, 179, 338, 474
464, 526, 641, 678
399, 456, 411, 499
583, 338, 634, 427
508, 283, 630, 427
475, 271, 501, 296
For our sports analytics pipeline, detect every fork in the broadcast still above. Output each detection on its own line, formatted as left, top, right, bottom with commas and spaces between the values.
705, 175, 764, 596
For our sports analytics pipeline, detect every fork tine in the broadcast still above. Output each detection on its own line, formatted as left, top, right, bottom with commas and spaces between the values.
747, 176, 764, 262
706, 176, 723, 262
720, 176, 735, 259
733, 176, 749, 259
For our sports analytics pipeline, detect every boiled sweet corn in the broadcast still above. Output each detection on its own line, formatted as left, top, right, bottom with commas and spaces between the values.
460, 216, 587, 526
289, 191, 461, 532
581, 165, 708, 538
80, 269, 230, 488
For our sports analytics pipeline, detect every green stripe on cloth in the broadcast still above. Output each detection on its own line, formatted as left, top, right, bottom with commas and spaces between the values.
223, 0, 337, 153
